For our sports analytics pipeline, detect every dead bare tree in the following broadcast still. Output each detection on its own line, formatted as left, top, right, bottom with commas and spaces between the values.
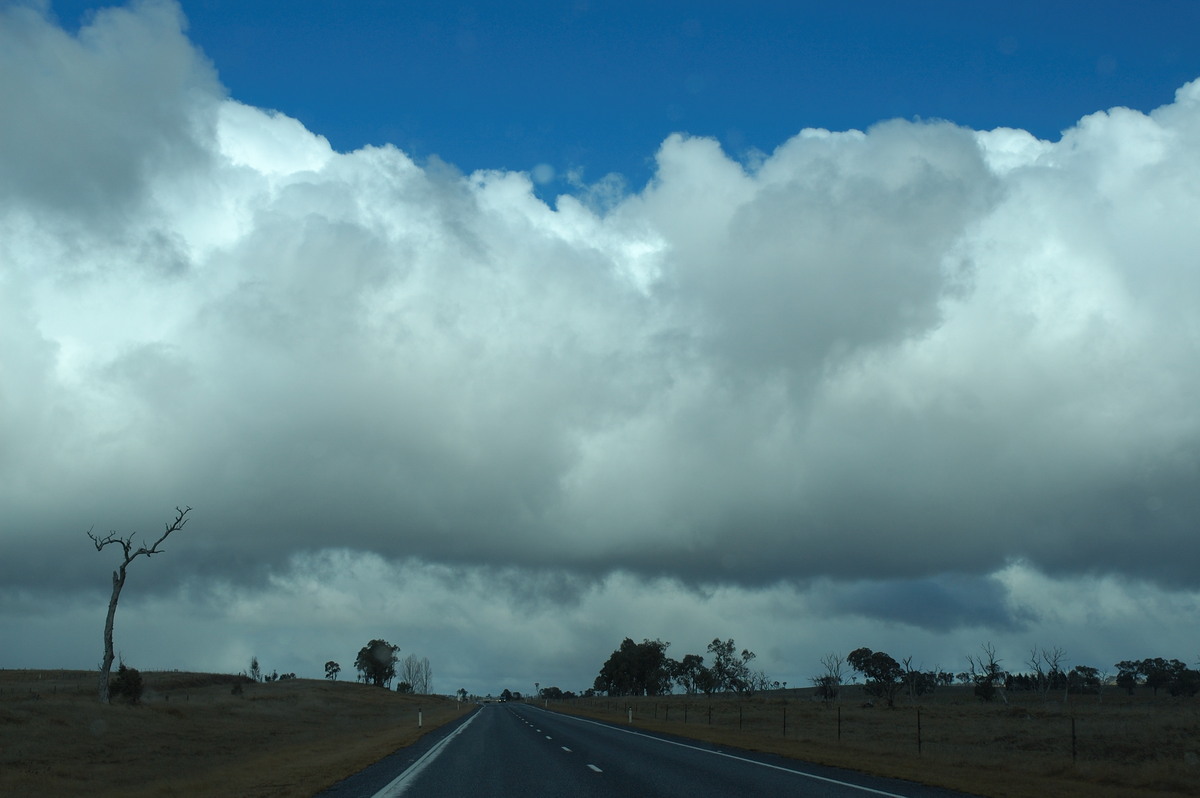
966, 642, 1008, 705
812, 652, 845, 702
1028, 647, 1048, 696
418, 657, 433, 695
1027, 645, 1069, 702
401, 653, 433, 694
901, 656, 921, 703
88, 506, 191, 704
1046, 646, 1069, 704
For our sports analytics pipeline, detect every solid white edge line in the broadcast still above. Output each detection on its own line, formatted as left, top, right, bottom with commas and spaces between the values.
526, 706, 910, 798
370, 709, 481, 798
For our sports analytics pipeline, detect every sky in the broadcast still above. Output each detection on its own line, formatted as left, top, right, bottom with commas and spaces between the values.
2, 0, 1200, 697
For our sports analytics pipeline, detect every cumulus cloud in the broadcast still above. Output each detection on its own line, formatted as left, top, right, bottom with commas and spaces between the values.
4, 2, 1200, 681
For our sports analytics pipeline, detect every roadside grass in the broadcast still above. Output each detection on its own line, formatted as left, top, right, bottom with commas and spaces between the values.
548, 687, 1200, 798
0, 669, 468, 797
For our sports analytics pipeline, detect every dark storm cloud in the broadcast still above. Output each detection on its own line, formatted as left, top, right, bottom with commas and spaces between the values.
829, 573, 1034, 633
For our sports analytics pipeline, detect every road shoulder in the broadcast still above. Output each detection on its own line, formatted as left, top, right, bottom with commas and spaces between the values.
315, 704, 482, 797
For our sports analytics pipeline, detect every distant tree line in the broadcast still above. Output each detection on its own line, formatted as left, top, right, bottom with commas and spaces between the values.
811, 643, 1200, 708
1114, 658, 1199, 697
590, 637, 771, 697
317, 639, 436, 694
244, 656, 296, 684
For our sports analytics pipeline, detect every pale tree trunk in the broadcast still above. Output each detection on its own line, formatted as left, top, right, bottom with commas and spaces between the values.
97, 565, 128, 704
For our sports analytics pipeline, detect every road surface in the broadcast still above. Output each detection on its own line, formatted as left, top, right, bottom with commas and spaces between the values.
319, 702, 976, 797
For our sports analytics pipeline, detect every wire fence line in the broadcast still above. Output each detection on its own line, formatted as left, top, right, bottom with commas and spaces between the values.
554, 690, 1200, 769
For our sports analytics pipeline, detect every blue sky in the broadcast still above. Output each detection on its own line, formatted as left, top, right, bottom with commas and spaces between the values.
4, 0, 1200, 694
49, 0, 1200, 187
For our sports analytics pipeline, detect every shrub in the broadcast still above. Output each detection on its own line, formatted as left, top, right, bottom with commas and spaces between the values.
110, 663, 144, 704
974, 680, 996, 702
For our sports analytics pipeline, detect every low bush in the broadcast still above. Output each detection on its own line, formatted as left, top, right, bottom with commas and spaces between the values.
110, 663, 144, 704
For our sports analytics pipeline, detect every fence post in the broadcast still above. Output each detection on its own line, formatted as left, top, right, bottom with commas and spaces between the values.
837, 706, 842, 741
628, 706, 632, 724
1071, 717, 1077, 763
916, 707, 922, 755
739, 705, 743, 732
418, 708, 423, 728
783, 704, 787, 738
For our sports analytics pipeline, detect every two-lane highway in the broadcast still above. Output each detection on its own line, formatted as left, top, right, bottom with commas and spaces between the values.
322, 702, 974, 797
368, 703, 613, 798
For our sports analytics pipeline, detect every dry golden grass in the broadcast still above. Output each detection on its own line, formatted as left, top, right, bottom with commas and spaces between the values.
0, 669, 469, 797
551, 687, 1200, 798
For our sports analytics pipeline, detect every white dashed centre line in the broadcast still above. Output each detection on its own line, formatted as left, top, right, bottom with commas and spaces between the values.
545, 735, 552, 740
561, 746, 572, 752
587, 764, 603, 773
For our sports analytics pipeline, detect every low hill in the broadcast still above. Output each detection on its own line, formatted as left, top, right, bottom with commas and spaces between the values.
0, 668, 466, 797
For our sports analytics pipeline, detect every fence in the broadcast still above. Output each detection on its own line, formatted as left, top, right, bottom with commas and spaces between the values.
557, 689, 1200, 775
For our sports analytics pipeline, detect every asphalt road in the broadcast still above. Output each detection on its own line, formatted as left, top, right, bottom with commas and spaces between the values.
319, 703, 977, 798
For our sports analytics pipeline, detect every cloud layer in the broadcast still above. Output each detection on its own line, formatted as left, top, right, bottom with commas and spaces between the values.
3, 2, 1200, 684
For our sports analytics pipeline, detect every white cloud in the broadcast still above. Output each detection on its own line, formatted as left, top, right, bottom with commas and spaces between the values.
3, 2, 1200, 685
217, 101, 334, 177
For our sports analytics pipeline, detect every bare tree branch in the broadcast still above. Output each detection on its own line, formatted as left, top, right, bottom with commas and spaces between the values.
141, 505, 190, 556
88, 506, 189, 562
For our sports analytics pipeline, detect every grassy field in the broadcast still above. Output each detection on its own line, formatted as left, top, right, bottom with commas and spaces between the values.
6, 671, 1196, 797
549, 686, 1200, 798
0, 669, 469, 797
